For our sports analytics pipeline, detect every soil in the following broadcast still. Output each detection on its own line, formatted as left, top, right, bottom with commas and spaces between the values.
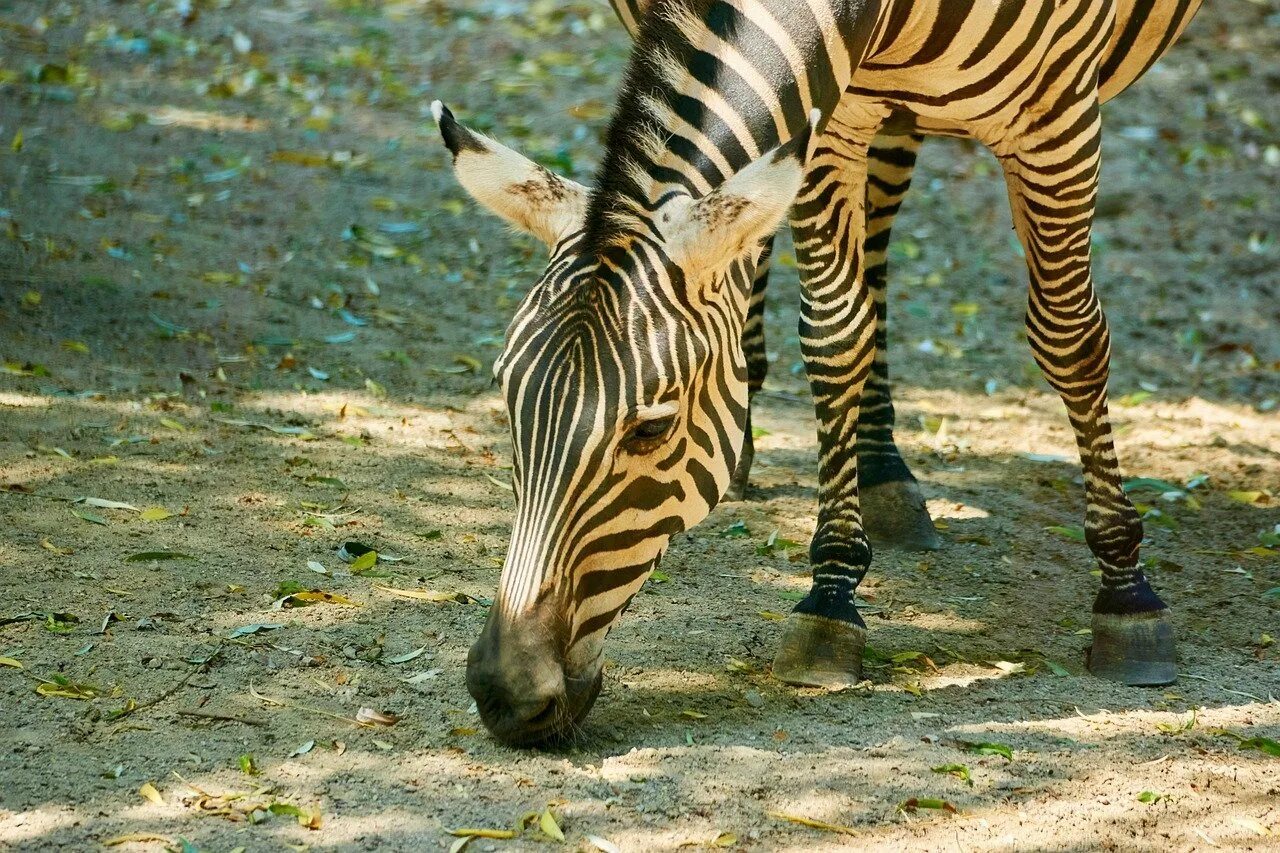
1, 1, 1278, 851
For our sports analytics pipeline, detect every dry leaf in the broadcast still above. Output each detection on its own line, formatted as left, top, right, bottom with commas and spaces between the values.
355, 707, 399, 726
103, 833, 171, 846
40, 537, 73, 555
374, 584, 469, 603
0, 657, 22, 669
767, 810, 856, 835
138, 782, 164, 805
139, 507, 174, 522
448, 828, 520, 840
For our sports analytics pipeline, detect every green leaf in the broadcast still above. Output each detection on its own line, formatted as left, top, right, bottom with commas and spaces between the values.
720, 520, 750, 539
931, 764, 973, 785
962, 741, 1013, 760
71, 507, 108, 526
1122, 477, 1184, 495
238, 753, 259, 775
1136, 791, 1164, 803
349, 550, 378, 573
1044, 524, 1086, 542
274, 580, 307, 599
1043, 659, 1071, 677
1238, 736, 1280, 757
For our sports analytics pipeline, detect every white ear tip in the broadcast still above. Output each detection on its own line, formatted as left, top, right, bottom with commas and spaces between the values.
430, 100, 444, 124
808, 108, 822, 129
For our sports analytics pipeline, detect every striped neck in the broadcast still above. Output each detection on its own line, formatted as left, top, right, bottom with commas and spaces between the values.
585, 0, 877, 250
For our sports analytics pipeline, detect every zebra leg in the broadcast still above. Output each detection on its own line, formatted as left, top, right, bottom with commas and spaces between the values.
725, 238, 774, 501
999, 111, 1175, 686
857, 130, 940, 551
773, 123, 879, 689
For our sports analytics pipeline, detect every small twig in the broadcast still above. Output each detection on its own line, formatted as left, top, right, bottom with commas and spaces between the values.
248, 682, 368, 726
110, 643, 225, 721
110, 668, 201, 721
176, 710, 266, 727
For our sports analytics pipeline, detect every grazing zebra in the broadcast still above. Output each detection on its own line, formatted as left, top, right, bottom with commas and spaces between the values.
434, 0, 1203, 745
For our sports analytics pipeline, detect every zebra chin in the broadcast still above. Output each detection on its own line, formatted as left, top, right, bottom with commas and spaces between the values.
465, 607, 605, 747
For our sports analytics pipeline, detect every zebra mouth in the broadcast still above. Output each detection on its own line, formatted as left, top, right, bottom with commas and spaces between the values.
478, 667, 604, 748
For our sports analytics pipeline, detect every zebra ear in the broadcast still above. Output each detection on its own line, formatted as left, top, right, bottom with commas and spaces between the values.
432, 101, 587, 247
663, 110, 819, 273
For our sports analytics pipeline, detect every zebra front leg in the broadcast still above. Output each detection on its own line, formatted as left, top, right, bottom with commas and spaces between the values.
773, 126, 880, 688
725, 238, 774, 501
857, 129, 940, 550
1000, 112, 1175, 686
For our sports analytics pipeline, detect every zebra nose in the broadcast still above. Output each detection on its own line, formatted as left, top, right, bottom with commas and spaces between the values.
465, 622, 570, 746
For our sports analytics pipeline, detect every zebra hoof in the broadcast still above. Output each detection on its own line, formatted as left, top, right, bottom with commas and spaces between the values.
1087, 610, 1177, 686
772, 613, 866, 689
862, 478, 940, 551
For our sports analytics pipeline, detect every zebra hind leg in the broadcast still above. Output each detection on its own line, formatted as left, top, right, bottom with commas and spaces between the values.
725, 238, 773, 501
1000, 115, 1175, 686
856, 130, 940, 551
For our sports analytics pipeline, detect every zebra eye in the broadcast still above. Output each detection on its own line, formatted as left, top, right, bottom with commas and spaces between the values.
625, 417, 675, 448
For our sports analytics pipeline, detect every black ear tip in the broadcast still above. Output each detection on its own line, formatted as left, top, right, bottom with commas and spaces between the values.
431, 100, 485, 158
431, 100, 461, 156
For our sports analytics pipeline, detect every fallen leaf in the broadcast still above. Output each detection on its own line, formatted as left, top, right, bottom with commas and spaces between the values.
225, 623, 283, 639
374, 584, 470, 603
1044, 524, 1087, 542
0, 657, 22, 669
538, 807, 566, 842
275, 590, 362, 609
585, 836, 622, 853
71, 507, 108, 526
931, 764, 973, 785
139, 507, 174, 522
355, 707, 399, 726
35, 675, 98, 699
124, 551, 194, 562
960, 740, 1014, 760
898, 798, 958, 814
103, 834, 171, 847
138, 782, 164, 805
1137, 791, 1166, 804
76, 497, 140, 512
767, 811, 856, 835
448, 828, 520, 840
40, 537, 73, 555
386, 646, 428, 664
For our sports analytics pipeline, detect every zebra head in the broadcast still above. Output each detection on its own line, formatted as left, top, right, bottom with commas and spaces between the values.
433, 102, 809, 745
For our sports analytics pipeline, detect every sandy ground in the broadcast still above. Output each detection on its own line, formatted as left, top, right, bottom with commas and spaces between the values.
1, 1, 1278, 850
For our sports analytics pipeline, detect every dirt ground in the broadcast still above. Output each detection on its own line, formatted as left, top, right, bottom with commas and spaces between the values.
1, 1, 1278, 851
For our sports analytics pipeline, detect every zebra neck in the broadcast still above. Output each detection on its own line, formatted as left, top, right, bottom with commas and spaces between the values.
585, 0, 881, 248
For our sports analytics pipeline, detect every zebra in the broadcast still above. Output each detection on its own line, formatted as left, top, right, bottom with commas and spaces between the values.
433, 0, 1203, 745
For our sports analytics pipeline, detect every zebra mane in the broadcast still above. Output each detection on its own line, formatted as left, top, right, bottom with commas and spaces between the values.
584, 0, 718, 253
